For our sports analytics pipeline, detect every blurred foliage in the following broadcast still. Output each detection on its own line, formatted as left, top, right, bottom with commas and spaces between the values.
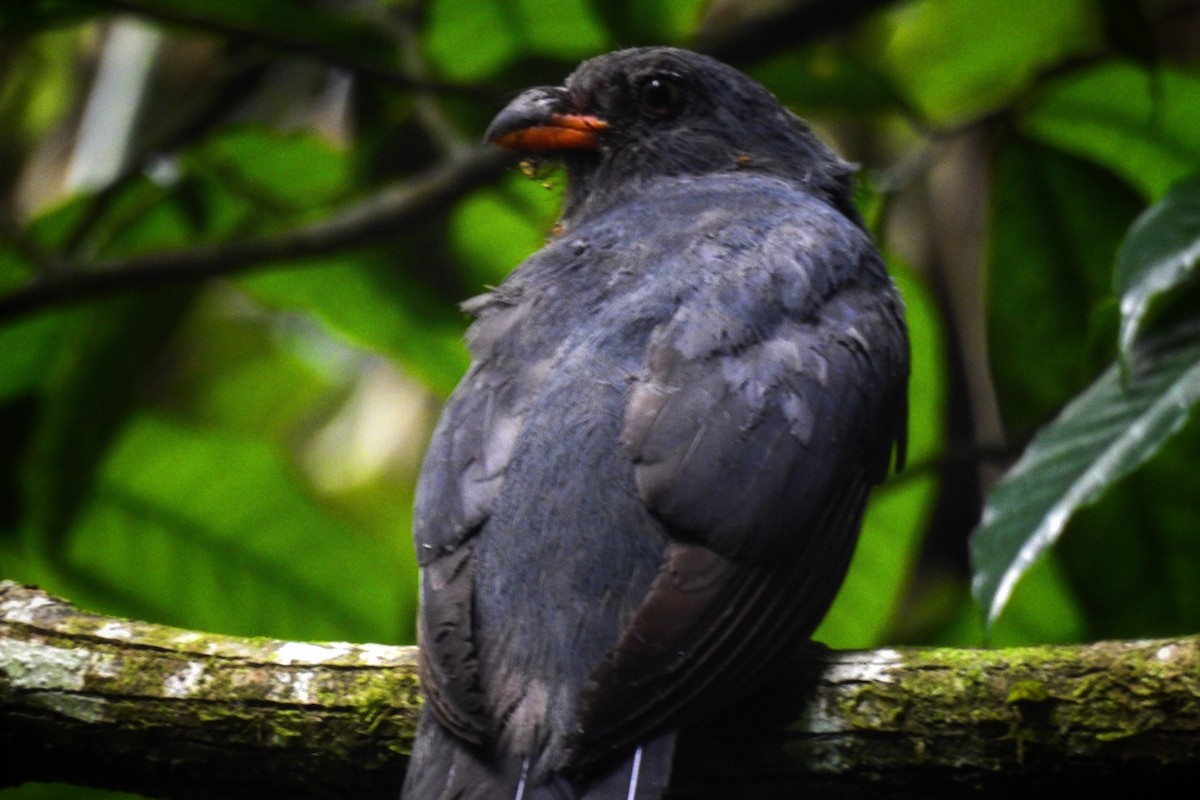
2, 0, 1200, 796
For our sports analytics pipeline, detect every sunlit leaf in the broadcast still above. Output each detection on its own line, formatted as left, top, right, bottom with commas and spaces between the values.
425, 0, 520, 80
876, 0, 1098, 123
512, 0, 610, 60
189, 128, 353, 214
1116, 171, 1200, 359
971, 317, 1200, 626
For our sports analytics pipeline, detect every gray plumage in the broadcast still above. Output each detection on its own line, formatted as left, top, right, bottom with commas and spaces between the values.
403, 47, 909, 800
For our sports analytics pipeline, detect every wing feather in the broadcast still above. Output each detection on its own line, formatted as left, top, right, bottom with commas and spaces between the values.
574, 243, 908, 766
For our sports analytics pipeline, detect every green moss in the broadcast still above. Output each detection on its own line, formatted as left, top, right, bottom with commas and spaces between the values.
1006, 680, 1049, 704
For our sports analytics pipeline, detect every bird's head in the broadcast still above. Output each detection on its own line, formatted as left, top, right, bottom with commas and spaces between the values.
485, 47, 858, 225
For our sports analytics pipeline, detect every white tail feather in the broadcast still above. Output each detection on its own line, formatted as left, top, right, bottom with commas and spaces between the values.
625, 744, 644, 800
514, 755, 530, 800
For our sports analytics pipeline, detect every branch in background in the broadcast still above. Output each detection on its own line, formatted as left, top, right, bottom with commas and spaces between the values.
696, 0, 906, 64
0, 146, 514, 324
3, 581, 1199, 799
96, 0, 495, 99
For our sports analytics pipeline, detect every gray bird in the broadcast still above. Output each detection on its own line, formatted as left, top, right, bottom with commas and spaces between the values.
402, 46, 909, 800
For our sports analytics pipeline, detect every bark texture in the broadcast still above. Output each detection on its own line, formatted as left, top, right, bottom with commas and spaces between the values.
2, 580, 1199, 798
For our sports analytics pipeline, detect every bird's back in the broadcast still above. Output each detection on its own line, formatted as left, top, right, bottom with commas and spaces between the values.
405, 172, 907, 799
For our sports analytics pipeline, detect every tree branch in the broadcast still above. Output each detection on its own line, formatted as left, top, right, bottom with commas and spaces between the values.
0, 146, 514, 324
695, 0, 906, 65
3, 581, 1199, 798
95, 0, 493, 98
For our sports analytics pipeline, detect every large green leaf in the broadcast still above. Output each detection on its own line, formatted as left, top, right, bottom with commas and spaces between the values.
987, 136, 1143, 432
1116, 171, 1200, 359
971, 316, 1200, 625
875, 0, 1098, 123
1022, 61, 1200, 199
56, 413, 408, 642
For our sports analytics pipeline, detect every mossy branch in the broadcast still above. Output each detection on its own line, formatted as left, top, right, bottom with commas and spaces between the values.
2, 580, 1199, 798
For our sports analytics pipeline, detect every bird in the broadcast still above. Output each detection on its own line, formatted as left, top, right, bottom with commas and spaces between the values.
401, 46, 909, 800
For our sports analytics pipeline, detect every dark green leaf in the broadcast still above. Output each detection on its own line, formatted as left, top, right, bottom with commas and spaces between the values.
0, 0, 98, 35
988, 136, 1143, 432
1095, 0, 1159, 66
23, 292, 195, 552
971, 317, 1200, 625
1116, 170, 1200, 359
1055, 418, 1200, 639
750, 46, 908, 115
584, 0, 706, 46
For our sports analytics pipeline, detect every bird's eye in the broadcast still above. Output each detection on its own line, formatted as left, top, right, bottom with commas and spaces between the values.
638, 76, 682, 117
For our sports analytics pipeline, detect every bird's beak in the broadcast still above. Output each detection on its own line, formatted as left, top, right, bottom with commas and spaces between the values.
485, 87, 609, 152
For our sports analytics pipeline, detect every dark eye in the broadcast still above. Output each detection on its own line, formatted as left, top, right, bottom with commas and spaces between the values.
638, 76, 683, 117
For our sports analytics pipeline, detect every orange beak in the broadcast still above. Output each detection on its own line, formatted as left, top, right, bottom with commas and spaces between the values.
491, 113, 609, 152
485, 88, 609, 153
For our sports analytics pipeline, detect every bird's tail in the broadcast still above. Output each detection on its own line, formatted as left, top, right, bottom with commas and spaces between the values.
402, 712, 676, 800
574, 731, 675, 800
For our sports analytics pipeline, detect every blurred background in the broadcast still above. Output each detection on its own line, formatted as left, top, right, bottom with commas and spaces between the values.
2, 1, 1199, 796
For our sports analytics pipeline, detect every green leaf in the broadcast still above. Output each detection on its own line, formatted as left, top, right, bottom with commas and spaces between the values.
583, 0, 707, 45
23, 292, 196, 552
1055, 419, 1200, 639
58, 413, 407, 642
987, 136, 1143, 432
509, 0, 610, 61
751, 45, 907, 115
450, 173, 558, 290
1022, 61, 1200, 199
970, 317, 1200, 626
876, 0, 1098, 123
1116, 171, 1200, 359
425, 0, 521, 81
816, 263, 945, 648
0, 1, 99, 35
187, 128, 353, 215
237, 251, 470, 397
